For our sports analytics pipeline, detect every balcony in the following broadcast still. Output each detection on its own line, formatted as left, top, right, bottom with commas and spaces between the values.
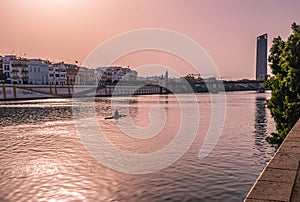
22, 77, 29, 82
11, 69, 19, 73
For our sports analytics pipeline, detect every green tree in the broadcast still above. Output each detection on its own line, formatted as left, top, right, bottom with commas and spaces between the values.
266, 22, 300, 144
0, 73, 7, 81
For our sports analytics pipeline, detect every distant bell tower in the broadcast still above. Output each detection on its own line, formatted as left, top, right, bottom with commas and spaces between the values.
256, 34, 268, 81
164, 70, 168, 84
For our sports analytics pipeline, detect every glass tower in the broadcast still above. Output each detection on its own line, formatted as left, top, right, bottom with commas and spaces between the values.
256, 34, 268, 81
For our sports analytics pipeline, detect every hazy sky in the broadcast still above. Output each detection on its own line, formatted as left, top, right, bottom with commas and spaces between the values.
1, 0, 300, 79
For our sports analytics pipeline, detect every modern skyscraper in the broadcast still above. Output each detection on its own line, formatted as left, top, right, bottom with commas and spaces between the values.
256, 34, 268, 81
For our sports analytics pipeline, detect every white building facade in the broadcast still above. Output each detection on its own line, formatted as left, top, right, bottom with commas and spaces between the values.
10, 58, 28, 84
95, 66, 138, 85
28, 59, 49, 85
2, 55, 16, 83
49, 62, 67, 85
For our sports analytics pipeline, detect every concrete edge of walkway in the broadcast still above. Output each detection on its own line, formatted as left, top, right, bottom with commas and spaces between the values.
245, 119, 300, 202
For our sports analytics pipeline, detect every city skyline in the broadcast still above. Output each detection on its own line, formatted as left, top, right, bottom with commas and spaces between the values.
1, 0, 300, 79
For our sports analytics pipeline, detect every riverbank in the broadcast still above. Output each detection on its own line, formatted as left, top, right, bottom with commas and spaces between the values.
245, 119, 300, 201
0, 84, 164, 101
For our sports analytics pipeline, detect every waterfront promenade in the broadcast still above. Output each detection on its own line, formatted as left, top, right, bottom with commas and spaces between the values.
245, 119, 300, 201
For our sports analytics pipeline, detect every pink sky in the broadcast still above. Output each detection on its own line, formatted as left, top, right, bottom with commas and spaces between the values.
1, 0, 300, 79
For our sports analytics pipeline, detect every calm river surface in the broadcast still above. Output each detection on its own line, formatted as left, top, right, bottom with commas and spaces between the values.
0, 91, 276, 201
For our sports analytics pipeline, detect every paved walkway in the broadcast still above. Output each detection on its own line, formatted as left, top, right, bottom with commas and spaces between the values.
245, 119, 300, 202
291, 165, 300, 201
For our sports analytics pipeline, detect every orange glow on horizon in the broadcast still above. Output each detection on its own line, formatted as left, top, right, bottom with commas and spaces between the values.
1, 0, 300, 79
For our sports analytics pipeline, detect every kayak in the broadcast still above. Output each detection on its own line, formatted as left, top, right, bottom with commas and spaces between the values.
104, 115, 127, 120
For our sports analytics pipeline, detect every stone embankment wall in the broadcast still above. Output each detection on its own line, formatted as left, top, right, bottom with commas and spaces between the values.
0, 84, 162, 100
245, 119, 300, 201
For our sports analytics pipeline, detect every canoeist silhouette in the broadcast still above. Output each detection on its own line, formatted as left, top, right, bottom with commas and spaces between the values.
105, 109, 126, 120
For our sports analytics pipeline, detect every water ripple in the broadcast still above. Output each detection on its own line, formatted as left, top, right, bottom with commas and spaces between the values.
0, 92, 276, 201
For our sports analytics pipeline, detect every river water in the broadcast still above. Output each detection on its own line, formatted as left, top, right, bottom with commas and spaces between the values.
0, 91, 276, 201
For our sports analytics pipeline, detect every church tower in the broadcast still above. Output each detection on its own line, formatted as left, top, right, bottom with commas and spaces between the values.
164, 70, 168, 84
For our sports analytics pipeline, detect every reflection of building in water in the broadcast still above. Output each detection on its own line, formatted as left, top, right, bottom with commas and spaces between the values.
159, 95, 169, 105
254, 96, 268, 153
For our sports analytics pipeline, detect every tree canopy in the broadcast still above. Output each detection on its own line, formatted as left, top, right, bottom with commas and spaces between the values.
266, 22, 300, 144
